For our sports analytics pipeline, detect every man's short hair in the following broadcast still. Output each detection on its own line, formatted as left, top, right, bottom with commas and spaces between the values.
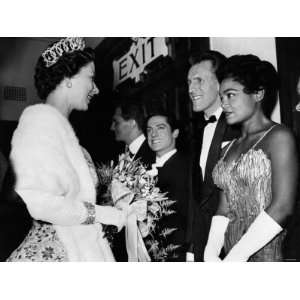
116, 98, 145, 131
189, 50, 226, 74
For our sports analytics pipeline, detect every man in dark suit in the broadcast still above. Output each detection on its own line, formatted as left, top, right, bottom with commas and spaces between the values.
111, 99, 155, 168
0, 150, 32, 261
110, 99, 155, 261
187, 50, 240, 261
146, 112, 194, 261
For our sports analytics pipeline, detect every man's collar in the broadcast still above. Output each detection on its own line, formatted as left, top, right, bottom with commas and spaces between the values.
129, 134, 145, 154
204, 106, 223, 121
156, 149, 177, 167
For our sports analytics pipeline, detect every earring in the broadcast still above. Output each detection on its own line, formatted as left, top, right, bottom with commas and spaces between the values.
66, 81, 72, 88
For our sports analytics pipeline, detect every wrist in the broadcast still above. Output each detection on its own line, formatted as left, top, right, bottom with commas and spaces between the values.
81, 201, 96, 225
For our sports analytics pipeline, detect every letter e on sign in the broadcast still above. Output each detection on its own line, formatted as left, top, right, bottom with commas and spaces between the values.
113, 37, 169, 89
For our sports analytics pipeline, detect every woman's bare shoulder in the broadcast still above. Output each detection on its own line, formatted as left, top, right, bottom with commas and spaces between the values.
265, 123, 297, 157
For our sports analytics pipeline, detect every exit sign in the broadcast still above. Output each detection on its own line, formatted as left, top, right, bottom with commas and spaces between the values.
113, 37, 169, 88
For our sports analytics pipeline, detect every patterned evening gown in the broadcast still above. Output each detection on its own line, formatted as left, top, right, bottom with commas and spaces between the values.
212, 125, 285, 262
7, 148, 100, 262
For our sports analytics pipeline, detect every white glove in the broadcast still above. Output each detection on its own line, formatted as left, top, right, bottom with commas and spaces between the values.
186, 252, 195, 262
223, 210, 283, 262
204, 215, 230, 262
95, 205, 126, 232
111, 179, 134, 209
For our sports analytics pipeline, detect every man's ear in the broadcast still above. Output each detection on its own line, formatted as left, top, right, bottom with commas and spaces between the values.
130, 119, 137, 128
255, 89, 265, 102
173, 129, 179, 139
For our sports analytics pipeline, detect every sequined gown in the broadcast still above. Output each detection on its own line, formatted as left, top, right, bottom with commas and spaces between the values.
212, 126, 285, 261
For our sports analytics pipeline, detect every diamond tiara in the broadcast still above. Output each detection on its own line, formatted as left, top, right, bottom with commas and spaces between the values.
42, 37, 86, 68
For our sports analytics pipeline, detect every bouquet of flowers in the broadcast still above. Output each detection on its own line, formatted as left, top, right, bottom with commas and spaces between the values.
96, 151, 180, 261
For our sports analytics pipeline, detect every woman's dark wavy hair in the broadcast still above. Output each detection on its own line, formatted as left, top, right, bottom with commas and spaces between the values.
34, 44, 95, 100
217, 54, 279, 117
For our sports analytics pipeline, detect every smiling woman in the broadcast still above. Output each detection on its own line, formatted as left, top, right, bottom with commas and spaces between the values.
34, 38, 99, 117
64, 61, 99, 112
6, 38, 131, 262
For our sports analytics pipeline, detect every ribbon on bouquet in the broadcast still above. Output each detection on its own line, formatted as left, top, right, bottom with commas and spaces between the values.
125, 209, 151, 262
111, 179, 151, 262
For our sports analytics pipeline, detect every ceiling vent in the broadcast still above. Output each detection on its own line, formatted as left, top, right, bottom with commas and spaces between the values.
3, 86, 27, 102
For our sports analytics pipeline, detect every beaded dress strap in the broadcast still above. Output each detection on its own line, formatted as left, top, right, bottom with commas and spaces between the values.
251, 124, 277, 150
222, 139, 237, 160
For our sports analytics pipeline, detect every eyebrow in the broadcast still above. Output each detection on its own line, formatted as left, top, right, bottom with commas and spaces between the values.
222, 88, 240, 93
188, 74, 201, 80
147, 123, 167, 128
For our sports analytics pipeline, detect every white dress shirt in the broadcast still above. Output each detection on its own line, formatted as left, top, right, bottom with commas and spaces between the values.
155, 149, 177, 167
147, 149, 177, 177
199, 107, 223, 178
128, 134, 146, 155
187, 107, 223, 262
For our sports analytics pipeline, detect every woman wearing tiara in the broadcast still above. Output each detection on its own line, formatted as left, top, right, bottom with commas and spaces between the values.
7, 37, 132, 261
204, 54, 298, 262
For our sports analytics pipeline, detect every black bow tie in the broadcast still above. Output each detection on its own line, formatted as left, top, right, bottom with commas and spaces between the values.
203, 115, 217, 126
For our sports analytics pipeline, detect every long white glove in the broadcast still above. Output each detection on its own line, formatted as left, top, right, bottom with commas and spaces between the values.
186, 252, 195, 262
204, 215, 230, 261
223, 210, 283, 262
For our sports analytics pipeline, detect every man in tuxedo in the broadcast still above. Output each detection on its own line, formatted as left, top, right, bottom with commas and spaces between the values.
110, 99, 155, 261
0, 149, 32, 261
146, 112, 194, 261
111, 99, 155, 168
187, 50, 240, 261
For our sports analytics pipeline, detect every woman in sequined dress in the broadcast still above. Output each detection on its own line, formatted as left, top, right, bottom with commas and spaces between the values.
7, 38, 129, 261
204, 54, 298, 262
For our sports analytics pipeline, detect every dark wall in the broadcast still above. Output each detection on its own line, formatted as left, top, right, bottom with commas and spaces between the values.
276, 37, 300, 261
0, 120, 18, 158
276, 38, 300, 139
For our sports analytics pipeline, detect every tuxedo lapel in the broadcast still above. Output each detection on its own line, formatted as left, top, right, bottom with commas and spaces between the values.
193, 114, 206, 161
156, 153, 177, 181
204, 113, 227, 185
135, 140, 155, 168
191, 114, 206, 183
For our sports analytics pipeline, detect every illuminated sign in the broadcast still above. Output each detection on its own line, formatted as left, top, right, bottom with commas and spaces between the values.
113, 37, 169, 88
